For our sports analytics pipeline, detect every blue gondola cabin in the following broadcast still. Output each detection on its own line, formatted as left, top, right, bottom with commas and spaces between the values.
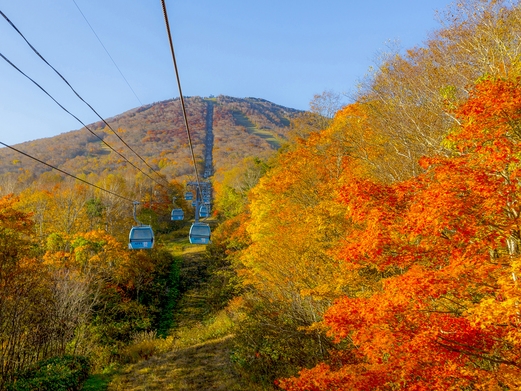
189, 223, 211, 244
171, 208, 184, 221
199, 204, 210, 218
129, 225, 154, 249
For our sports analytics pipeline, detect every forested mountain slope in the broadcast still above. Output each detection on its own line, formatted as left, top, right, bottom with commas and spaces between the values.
0, 94, 300, 389
0, 95, 300, 188
211, 1, 521, 390
7, 0, 521, 390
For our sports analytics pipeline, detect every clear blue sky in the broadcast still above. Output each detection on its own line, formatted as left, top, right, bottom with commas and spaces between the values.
0, 0, 455, 146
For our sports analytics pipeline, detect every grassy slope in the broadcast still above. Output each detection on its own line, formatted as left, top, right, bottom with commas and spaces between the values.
231, 110, 282, 149
108, 336, 241, 391
100, 238, 268, 391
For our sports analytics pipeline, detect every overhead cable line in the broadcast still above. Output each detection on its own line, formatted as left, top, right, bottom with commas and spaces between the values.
0, 141, 134, 203
0, 10, 169, 188
71, 0, 143, 106
160, 0, 203, 198
0, 51, 165, 189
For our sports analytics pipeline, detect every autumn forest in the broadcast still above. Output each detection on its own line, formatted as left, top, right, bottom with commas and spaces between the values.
2, 0, 521, 389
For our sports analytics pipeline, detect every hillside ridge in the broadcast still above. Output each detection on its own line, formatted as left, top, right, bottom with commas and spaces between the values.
0, 95, 302, 185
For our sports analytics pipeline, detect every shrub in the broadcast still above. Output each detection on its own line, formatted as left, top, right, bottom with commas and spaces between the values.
118, 331, 158, 364
6, 355, 91, 391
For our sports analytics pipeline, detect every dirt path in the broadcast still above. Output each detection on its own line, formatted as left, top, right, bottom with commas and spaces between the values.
203, 100, 214, 179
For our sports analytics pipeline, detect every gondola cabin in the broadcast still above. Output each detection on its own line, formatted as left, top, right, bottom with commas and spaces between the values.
128, 225, 154, 249
184, 191, 193, 201
189, 222, 211, 244
199, 204, 210, 218
171, 208, 184, 221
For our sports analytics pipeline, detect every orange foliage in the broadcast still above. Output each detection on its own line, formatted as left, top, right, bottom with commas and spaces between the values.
278, 78, 521, 390
0, 193, 34, 234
